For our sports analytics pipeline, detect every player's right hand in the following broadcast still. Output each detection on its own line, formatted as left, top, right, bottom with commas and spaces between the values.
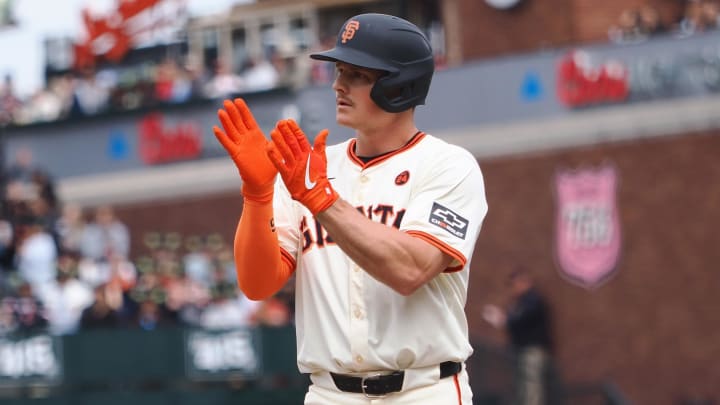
213, 98, 277, 203
266, 119, 339, 215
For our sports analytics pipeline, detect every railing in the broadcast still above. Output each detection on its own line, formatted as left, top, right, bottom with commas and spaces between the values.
0, 326, 307, 405
0, 328, 631, 404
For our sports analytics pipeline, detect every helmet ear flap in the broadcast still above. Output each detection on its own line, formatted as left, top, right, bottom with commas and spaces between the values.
371, 70, 433, 113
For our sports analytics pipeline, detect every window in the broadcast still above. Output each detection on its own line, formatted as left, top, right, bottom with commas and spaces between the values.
232, 27, 248, 71
290, 17, 310, 51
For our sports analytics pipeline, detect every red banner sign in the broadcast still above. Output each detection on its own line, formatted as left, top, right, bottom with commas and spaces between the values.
73, 0, 183, 69
556, 50, 629, 108
138, 113, 202, 165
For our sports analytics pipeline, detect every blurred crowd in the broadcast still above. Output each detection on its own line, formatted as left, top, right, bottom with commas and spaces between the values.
609, 0, 720, 44
0, 46, 328, 128
0, 148, 293, 337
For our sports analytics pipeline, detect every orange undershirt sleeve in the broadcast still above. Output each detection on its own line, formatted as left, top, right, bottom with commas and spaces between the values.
233, 199, 295, 300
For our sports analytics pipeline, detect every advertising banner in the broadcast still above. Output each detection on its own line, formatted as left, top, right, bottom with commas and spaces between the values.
184, 328, 262, 381
554, 164, 622, 289
0, 334, 63, 386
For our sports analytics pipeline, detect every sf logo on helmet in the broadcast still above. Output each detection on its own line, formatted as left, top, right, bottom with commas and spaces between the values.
341, 20, 360, 43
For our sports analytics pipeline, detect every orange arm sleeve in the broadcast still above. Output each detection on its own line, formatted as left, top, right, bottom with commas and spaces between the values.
233, 199, 295, 300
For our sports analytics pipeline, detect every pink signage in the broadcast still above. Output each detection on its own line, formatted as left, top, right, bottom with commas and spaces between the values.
554, 164, 621, 289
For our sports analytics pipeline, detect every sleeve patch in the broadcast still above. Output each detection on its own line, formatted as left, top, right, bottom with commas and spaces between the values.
429, 202, 468, 240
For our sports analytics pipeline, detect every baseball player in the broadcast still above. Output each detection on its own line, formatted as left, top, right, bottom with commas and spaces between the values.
213, 13, 488, 404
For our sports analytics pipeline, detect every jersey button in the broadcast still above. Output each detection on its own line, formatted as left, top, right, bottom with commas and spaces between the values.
355, 355, 364, 364
354, 309, 364, 319
360, 175, 369, 183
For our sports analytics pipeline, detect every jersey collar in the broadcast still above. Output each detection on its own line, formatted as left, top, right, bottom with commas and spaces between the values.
346, 131, 426, 169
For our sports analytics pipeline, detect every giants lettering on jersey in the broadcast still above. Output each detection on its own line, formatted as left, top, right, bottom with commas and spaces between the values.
301, 205, 406, 252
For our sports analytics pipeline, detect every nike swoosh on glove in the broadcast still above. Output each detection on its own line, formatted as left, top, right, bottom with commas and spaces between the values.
213, 98, 277, 203
266, 119, 339, 215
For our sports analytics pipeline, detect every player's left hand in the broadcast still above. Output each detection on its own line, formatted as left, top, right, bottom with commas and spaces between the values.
213, 98, 277, 203
266, 119, 339, 215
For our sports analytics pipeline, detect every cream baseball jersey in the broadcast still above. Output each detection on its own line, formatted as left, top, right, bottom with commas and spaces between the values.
273, 132, 488, 374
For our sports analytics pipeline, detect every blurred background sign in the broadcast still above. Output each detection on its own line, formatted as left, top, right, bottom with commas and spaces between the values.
185, 328, 262, 380
0, 335, 63, 386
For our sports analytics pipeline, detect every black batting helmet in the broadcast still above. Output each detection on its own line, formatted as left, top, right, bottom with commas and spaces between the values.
310, 13, 435, 113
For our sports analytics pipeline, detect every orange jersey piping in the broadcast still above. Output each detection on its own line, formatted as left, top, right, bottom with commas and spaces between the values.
346, 132, 426, 169
405, 230, 467, 272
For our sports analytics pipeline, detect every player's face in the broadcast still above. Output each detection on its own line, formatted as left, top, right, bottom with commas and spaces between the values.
332, 62, 386, 129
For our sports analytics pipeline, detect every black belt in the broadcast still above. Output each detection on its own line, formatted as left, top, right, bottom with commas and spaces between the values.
330, 361, 462, 397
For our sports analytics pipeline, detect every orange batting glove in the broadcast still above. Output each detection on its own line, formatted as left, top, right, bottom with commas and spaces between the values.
213, 98, 277, 204
266, 119, 339, 215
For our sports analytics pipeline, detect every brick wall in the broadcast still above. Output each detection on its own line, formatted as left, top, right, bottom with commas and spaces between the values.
467, 129, 720, 404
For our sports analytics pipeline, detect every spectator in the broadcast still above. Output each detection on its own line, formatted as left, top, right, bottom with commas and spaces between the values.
4, 182, 34, 222
71, 67, 110, 116
203, 59, 243, 99
15, 74, 73, 124
701, 0, 720, 29
638, 5, 666, 36
77, 254, 113, 288
214, 246, 237, 285
678, 0, 708, 35
241, 56, 279, 92
80, 283, 122, 330
0, 217, 13, 271
153, 60, 176, 102
129, 268, 175, 329
80, 205, 130, 261
27, 192, 57, 236
180, 59, 207, 100
15, 89, 62, 124
106, 252, 137, 292
135, 293, 172, 331
1, 281, 48, 334
36, 252, 93, 335
182, 234, 214, 287
48, 74, 75, 119
164, 266, 211, 326
273, 52, 310, 91
15, 215, 58, 290
0, 73, 22, 124
54, 202, 87, 254
608, 9, 645, 44
104, 253, 138, 322
5, 147, 38, 184
483, 268, 555, 405
198, 281, 260, 330
31, 169, 59, 217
